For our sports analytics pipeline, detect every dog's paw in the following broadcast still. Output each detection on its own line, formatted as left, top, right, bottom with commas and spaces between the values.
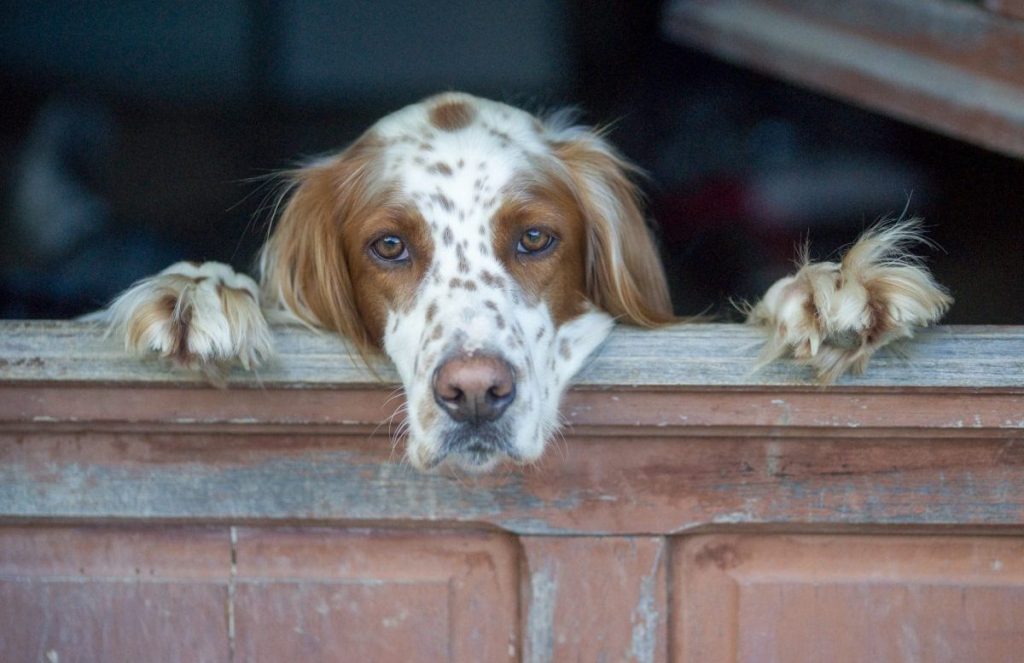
107, 261, 272, 377
746, 221, 952, 382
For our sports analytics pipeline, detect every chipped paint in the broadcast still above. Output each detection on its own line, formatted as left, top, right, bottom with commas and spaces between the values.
628, 545, 662, 663
770, 398, 792, 425
711, 511, 757, 524
765, 441, 784, 477
526, 565, 557, 663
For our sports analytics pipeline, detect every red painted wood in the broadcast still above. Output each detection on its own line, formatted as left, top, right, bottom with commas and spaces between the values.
233, 528, 520, 662
0, 527, 231, 663
674, 535, 1024, 662
520, 537, 668, 662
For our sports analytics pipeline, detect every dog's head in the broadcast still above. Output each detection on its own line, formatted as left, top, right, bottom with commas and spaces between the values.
261, 93, 671, 471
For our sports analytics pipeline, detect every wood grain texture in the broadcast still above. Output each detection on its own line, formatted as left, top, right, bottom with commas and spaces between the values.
1, 321, 1023, 657
0, 321, 1022, 534
1, 320, 1021, 388
663, 0, 1024, 158
0, 527, 231, 663
674, 534, 1024, 662
3, 431, 1023, 534
233, 528, 520, 662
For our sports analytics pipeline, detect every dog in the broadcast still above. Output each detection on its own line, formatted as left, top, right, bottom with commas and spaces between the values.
106, 92, 952, 471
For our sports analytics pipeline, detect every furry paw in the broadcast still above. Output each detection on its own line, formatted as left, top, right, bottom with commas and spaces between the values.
106, 261, 272, 378
746, 221, 952, 382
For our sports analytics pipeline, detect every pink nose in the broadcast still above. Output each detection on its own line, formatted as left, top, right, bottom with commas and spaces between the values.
432, 354, 516, 424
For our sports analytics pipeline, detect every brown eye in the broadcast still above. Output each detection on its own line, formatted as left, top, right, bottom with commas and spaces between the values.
370, 235, 409, 262
517, 228, 555, 255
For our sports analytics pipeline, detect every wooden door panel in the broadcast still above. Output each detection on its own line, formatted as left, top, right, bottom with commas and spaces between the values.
232, 527, 520, 662
0, 527, 231, 663
674, 535, 1024, 663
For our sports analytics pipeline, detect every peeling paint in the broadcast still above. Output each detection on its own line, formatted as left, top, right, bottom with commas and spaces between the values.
526, 565, 557, 663
770, 399, 792, 425
628, 545, 662, 663
766, 441, 784, 477
711, 511, 757, 524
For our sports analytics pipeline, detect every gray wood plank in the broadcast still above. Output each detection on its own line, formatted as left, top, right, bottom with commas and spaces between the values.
0, 320, 1021, 388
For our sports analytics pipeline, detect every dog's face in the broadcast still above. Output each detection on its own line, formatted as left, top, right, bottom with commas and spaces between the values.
262, 93, 671, 471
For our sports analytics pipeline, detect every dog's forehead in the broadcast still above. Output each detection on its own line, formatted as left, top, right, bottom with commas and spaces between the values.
372, 94, 548, 200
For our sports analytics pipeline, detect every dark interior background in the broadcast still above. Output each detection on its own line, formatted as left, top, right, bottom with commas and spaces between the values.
2, 1, 1021, 322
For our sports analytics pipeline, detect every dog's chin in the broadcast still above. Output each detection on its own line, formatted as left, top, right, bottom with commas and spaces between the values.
411, 422, 522, 473
447, 446, 506, 473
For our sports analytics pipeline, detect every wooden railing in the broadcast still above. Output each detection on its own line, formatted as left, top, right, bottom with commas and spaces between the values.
2, 321, 1021, 532
1, 321, 1022, 661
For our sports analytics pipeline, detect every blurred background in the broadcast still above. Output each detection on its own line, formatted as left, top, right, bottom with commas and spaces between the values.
1, 0, 1021, 322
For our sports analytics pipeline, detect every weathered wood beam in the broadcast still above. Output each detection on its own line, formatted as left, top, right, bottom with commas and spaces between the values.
663, 0, 1024, 158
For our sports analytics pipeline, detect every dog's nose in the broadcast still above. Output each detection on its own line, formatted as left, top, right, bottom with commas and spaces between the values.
433, 354, 516, 424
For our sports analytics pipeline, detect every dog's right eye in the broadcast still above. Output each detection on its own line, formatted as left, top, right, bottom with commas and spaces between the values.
370, 235, 409, 262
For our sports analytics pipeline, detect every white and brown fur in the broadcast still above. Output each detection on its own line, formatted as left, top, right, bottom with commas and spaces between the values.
106, 92, 952, 471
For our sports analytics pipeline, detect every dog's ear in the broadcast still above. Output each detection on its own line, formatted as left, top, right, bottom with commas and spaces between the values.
259, 137, 382, 353
551, 130, 674, 326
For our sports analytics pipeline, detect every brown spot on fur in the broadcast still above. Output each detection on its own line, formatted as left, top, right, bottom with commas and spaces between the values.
488, 127, 513, 144
864, 281, 894, 344
449, 277, 463, 289
429, 100, 476, 131
464, 280, 476, 291
431, 192, 455, 212
168, 296, 194, 363
559, 338, 572, 360
431, 323, 444, 340
495, 314, 506, 329
428, 162, 453, 176
490, 183, 588, 325
443, 227, 454, 246
480, 270, 506, 289
261, 132, 434, 353
425, 301, 438, 323
216, 283, 253, 300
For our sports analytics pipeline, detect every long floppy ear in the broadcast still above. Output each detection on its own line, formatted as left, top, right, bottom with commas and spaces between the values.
259, 137, 382, 354
551, 129, 674, 326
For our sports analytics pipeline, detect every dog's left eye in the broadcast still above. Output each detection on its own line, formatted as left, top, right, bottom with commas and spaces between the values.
370, 235, 409, 262
517, 228, 555, 255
